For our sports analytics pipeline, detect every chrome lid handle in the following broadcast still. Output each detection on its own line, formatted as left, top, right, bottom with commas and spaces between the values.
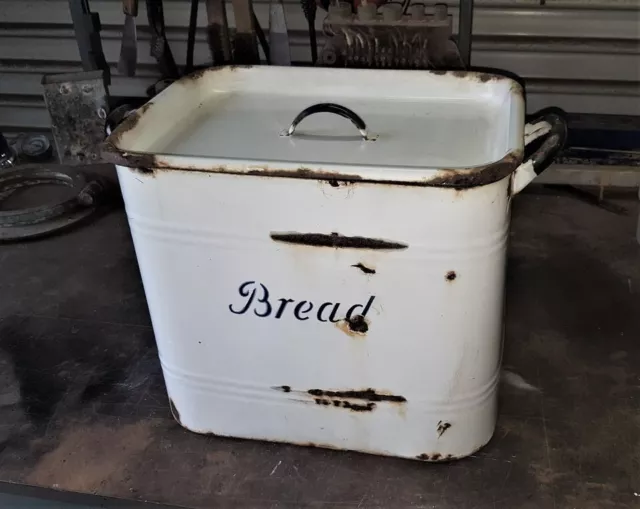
282, 103, 371, 140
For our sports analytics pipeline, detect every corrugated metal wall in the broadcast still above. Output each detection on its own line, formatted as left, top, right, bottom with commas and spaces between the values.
1, 0, 639, 135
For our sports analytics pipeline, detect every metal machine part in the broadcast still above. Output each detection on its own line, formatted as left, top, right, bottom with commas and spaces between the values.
42, 71, 109, 165
319, 2, 463, 69
17, 134, 54, 163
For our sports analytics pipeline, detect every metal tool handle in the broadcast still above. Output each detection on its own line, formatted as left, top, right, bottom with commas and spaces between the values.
283, 103, 370, 140
123, 0, 138, 16
511, 109, 568, 195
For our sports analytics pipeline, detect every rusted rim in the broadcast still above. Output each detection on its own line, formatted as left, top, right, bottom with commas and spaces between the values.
102, 145, 524, 190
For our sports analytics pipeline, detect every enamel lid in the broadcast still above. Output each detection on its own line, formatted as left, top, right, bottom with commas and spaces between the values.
105, 66, 525, 187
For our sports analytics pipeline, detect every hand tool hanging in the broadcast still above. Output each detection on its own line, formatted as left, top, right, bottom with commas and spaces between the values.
300, 0, 317, 64
68, 0, 110, 85
268, 0, 290, 65
230, 0, 260, 64
118, 0, 139, 76
253, 8, 271, 64
205, 0, 232, 64
205, 0, 269, 66
185, 0, 199, 73
146, 0, 180, 79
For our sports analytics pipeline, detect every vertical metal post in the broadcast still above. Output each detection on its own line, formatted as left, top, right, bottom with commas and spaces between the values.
458, 0, 474, 68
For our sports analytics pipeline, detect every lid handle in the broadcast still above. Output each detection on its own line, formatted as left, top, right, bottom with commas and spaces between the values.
282, 103, 372, 140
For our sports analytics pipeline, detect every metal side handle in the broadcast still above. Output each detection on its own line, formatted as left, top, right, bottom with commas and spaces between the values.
281, 103, 372, 140
511, 109, 568, 195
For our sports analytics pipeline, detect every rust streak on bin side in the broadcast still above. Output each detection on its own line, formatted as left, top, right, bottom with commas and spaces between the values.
336, 315, 369, 337
437, 421, 452, 437
249, 167, 364, 182
307, 388, 407, 404
416, 452, 456, 462
274, 386, 406, 413
315, 398, 376, 412
352, 263, 376, 274
270, 232, 408, 250
327, 178, 356, 188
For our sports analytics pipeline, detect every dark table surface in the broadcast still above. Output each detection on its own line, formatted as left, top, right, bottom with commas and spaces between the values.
0, 187, 638, 509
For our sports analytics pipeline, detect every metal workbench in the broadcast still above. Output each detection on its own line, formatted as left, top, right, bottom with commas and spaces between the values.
0, 184, 638, 508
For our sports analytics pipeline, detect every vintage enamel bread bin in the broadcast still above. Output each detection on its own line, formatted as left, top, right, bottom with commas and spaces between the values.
104, 66, 566, 461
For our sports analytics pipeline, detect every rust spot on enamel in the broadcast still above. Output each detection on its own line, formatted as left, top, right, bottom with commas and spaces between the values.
336, 315, 369, 337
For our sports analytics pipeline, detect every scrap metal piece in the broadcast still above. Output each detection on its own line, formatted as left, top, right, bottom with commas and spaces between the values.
42, 71, 109, 165
18, 134, 53, 163
0, 166, 112, 242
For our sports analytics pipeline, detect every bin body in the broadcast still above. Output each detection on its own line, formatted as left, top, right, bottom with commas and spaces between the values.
117, 166, 508, 461
106, 66, 565, 461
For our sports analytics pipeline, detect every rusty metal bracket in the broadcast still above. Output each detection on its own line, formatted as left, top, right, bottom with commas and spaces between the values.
42, 71, 109, 165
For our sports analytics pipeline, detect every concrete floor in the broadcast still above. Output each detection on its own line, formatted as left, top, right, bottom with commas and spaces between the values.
0, 185, 638, 508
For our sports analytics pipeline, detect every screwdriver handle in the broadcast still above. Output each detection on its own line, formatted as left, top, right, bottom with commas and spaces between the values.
123, 0, 139, 17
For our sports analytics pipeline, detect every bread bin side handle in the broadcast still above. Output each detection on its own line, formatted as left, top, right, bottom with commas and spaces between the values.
511, 109, 568, 195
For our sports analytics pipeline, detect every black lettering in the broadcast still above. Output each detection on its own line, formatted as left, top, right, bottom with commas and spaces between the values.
328, 303, 341, 323
229, 281, 257, 315
346, 296, 376, 319
275, 298, 294, 318
317, 302, 334, 322
254, 283, 272, 317
294, 301, 313, 320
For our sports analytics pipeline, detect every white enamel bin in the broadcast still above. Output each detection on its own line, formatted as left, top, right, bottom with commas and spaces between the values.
104, 66, 567, 461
